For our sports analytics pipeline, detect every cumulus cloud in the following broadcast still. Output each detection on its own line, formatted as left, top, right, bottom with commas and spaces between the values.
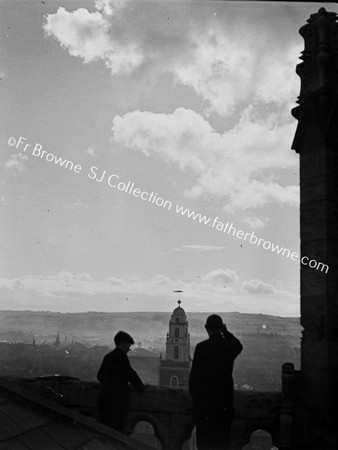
242, 278, 275, 295
43, 6, 143, 75
173, 28, 300, 117
95, 0, 126, 16
43, 2, 301, 115
108, 276, 125, 285
152, 274, 172, 285
203, 268, 239, 286
43, 1, 195, 79
112, 107, 299, 209
5, 153, 28, 173
254, 44, 301, 107
242, 216, 268, 229
0, 271, 298, 315
173, 29, 256, 117
43, 2, 301, 211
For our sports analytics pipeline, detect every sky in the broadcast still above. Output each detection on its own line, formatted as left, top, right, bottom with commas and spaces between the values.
0, 0, 334, 316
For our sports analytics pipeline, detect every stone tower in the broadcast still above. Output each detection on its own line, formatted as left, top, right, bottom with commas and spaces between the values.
292, 8, 338, 449
159, 300, 191, 388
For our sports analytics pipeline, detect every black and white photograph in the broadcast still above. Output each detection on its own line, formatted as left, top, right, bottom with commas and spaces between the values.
0, 0, 336, 449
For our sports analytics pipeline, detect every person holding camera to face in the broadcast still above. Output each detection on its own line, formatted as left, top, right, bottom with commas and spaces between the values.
189, 315, 243, 450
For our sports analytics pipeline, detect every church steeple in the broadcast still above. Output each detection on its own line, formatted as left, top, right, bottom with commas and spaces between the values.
165, 300, 190, 362
159, 299, 191, 388
54, 331, 61, 347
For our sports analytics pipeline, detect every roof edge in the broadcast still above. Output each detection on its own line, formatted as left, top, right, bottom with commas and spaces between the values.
0, 376, 153, 450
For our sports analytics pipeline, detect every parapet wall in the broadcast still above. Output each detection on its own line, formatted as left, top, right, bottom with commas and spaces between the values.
16, 377, 283, 450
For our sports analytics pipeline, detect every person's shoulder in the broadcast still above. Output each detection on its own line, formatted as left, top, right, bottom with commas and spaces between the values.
104, 348, 118, 360
195, 338, 210, 351
113, 348, 129, 361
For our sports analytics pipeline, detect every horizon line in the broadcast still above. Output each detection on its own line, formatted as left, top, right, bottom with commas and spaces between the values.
0, 309, 300, 318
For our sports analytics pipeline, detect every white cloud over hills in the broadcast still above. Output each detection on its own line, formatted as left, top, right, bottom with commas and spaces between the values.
0, 270, 298, 315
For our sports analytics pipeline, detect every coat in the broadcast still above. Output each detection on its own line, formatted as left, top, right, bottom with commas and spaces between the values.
97, 347, 144, 411
189, 331, 243, 414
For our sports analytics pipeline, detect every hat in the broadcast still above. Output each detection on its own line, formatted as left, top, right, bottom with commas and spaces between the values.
114, 331, 135, 346
205, 314, 223, 331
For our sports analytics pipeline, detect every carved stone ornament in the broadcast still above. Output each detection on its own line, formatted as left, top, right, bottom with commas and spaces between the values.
292, 8, 338, 154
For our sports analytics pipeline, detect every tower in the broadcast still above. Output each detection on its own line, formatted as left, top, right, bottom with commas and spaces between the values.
159, 300, 191, 388
54, 332, 60, 347
292, 8, 338, 448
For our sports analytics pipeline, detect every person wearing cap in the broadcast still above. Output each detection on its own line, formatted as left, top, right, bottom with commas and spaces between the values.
97, 331, 144, 432
189, 314, 243, 450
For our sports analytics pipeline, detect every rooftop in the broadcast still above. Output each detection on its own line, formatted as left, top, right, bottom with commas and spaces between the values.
0, 377, 153, 450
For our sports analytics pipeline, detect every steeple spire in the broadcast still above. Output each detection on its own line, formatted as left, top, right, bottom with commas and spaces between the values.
159, 301, 191, 388
54, 331, 60, 347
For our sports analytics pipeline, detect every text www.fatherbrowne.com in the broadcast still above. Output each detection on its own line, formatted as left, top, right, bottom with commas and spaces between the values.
175, 206, 328, 273
7, 136, 328, 273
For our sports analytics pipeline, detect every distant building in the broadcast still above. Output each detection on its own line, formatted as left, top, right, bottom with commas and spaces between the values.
54, 332, 60, 347
159, 300, 191, 388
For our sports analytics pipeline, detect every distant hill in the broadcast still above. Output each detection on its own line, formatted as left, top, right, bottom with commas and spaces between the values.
0, 310, 301, 345
0, 310, 302, 390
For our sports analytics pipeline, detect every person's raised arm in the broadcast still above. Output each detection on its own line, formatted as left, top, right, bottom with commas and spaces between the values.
222, 324, 243, 357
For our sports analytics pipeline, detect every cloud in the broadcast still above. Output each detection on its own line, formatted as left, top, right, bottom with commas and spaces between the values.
5, 153, 28, 173
112, 107, 299, 210
94, 0, 126, 16
86, 146, 97, 157
55, 271, 74, 281
174, 29, 301, 117
242, 216, 268, 229
152, 274, 172, 286
202, 268, 239, 286
226, 180, 299, 211
254, 44, 301, 107
44, 2, 301, 211
43, 1, 192, 74
242, 279, 275, 295
43, 1, 194, 80
44, 0, 302, 116
43, 2, 301, 116
108, 276, 125, 285
76, 273, 93, 281
43, 6, 143, 75
174, 245, 226, 252
0, 271, 297, 315
173, 28, 256, 117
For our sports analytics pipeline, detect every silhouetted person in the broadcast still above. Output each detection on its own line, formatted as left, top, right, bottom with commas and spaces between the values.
189, 315, 243, 450
97, 331, 144, 432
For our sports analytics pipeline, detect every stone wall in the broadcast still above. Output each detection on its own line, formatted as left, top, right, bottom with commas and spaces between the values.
16, 377, 283, 450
